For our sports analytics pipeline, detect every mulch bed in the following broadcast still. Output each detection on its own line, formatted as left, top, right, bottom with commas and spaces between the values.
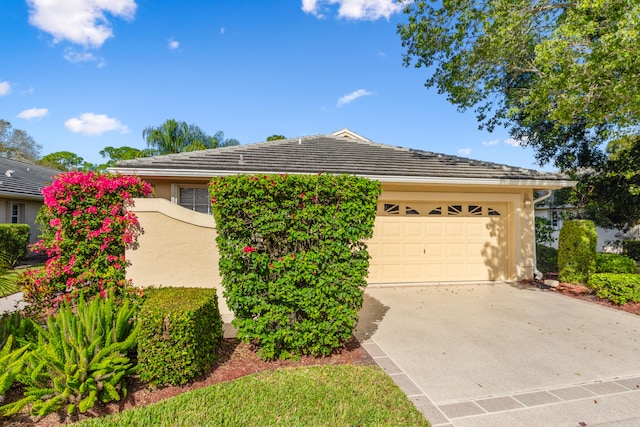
4, 280, 639, 426
2, 338, 375, 427
547, 281, 640, 315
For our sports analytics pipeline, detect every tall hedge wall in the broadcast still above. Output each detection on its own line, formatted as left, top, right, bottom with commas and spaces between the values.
558, 220, 597, 284
210, 174, 381, 360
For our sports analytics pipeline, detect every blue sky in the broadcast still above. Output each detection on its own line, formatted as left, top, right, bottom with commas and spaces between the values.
0, 0, 549, 170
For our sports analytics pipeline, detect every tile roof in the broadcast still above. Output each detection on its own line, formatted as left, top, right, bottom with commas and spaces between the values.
114, 133, 570, 183
0, 157, 59, 199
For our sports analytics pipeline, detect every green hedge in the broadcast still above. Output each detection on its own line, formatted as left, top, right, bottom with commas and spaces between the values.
595, 253, 637, 274
558, 220, 597, 284
622, 241, 640, 261
137, 288, 223, 386
536, 244, 558, 274
588, 273, 640, 305
0, 224, 30, 267
211, 174, 380, 360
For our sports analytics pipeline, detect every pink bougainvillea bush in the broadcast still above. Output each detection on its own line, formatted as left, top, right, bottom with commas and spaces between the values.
21, 172, 152, 313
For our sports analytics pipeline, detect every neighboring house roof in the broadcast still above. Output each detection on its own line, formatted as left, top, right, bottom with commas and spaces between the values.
113, 130, 574, 188
0, 157, 60, 200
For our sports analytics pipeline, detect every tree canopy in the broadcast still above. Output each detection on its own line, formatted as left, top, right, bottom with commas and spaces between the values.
99, 146, 148, 168
398, 0, 640, 170
569, 136, 640, 231
142, 119, 239, 155
398, 0, 640, 229
0, 120, 42, 161
39, 151, 89, 171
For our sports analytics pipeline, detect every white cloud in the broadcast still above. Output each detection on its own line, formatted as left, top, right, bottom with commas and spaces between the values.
220, 27, 225, 35
17, 108, 49, 120
21, 87, 35, 95
505, 138, 523, 147
0, 80, 11, 96
26, 0, 137, 48
302, 0, 401, 20
64, 112, 129, 136
458, 148, 472, 156
337, 89, 373, 107
64, 48, 98, 63
481, 138, 500, 146
302, 0, 321, 16
168, 39, 179, 50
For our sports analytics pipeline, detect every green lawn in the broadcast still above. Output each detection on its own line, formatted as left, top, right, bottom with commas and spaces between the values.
0, 270, 20, 298
0, 266, 43, 297
74, 365, 430, 427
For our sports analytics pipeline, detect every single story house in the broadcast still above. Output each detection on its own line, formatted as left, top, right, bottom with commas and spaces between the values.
535, 198, 640, 252
112, 129, 574, 322
0, 157, 59, 244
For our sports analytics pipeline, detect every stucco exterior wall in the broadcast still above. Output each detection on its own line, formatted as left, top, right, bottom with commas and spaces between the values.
127, 181, 536, 299
125, 198, 231, 322
0, 196, 47, 244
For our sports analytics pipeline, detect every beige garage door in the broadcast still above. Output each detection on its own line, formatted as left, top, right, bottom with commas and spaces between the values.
367, 202, 509, 283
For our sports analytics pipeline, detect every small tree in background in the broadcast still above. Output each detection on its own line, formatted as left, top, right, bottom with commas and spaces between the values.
535, 217, 555, 247
558, 220, 597, 284
211, 174, 381, 360
21, 172, 152, 313
266, 134, 286, 141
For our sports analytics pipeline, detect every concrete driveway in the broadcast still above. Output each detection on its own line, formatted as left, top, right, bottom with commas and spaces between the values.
0, 292, 24, 315
357, 282, 640, 427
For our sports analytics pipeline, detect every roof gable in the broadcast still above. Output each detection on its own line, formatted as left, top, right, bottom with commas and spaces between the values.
0, 157, 60, 199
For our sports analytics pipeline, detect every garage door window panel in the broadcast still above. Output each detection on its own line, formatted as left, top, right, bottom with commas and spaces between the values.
369, 201, 510, 282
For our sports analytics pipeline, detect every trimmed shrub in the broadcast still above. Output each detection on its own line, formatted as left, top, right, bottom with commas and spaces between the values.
595, 253, 637, 274
558, 220, 597, 284
0, 224, 30, 267
21, 172, 152, 312
536, 244, 558, 274
211, 174, 381, 360
588, 273, 640, 305
137, 287, 223, 386
622, 240, 640, 261
0, 295, 139, 417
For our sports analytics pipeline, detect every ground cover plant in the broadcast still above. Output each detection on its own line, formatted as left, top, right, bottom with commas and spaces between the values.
595, 253, 637, 274
211, 174, 381, 360
0, 295, 138, 418
0, 336, 28, 402
588, 274, 640, 305
72, 365, 430, 427
19, 172, 152, 313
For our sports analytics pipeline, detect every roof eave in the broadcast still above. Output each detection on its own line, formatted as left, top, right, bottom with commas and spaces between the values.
0, 191, 44, 201
109, 167, 575, 189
